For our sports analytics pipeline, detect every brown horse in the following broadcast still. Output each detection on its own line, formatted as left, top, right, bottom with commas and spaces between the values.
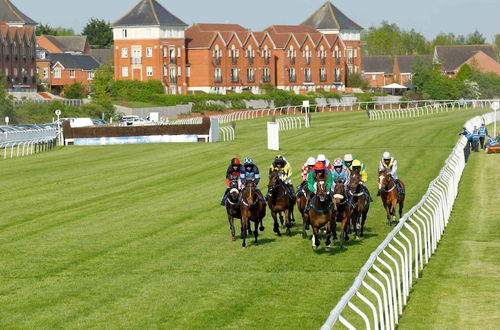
308, 173, 335, 250
240, 179, 266, 248
267, 170, 294, 236
348, 172, 370, 238
296, 180, 311, 239
225, 180, 241, 241
332, 180, 351, 248
378, 170, 405, 225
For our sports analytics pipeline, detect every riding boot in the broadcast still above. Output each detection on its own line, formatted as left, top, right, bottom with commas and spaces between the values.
395, 179, 405, 195
287, 184, 296, 202
257, 190, 267, 206
305, 193, 316, 213
363, 185, 373, 202
220, 188, 230, 206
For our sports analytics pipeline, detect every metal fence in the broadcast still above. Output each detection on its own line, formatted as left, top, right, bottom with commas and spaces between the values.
321, 111, 497, 330
219, 126, 235, 142
277, 116, 306, 131
13, 99, 89, 107
368, 99, 499, 120
167, 117, 203, 125
0, 128, 58, 160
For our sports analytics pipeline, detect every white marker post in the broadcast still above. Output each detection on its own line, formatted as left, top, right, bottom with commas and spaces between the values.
267, 122, 279, 151
303, 100, 310, 128
491, 101, 499, 136
55, 109, 62, 146
4, 116, 9, 126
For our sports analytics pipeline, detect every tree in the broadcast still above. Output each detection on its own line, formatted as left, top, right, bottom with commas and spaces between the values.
36, 23, 75, 36
82, 18, 113, 49
346, 73, 369, 90
63, 83, 86, 99
0, 72, 15, 123
90, 65, 115, 118
494, 34, 500, 61
465, 30, 486, 45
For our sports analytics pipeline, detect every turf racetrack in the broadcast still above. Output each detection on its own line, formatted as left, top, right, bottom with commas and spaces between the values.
0, 108, 489, 328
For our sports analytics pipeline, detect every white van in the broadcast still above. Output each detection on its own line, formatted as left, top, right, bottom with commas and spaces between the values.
57, 118, 94, 128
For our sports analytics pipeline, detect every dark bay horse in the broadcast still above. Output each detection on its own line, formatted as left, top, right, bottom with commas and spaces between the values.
308, 174, 335, 250
332, 180, 351, 248
240, 179, 266, 248
378, 170, 405, 225
267, 170, 294, 237
348, 172, 370, 238
296, 180, 311, 239
225, 180, 241, 241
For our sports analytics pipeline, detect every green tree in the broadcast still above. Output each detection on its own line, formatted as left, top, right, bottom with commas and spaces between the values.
63, 83, 86, 99
346, 73, 369, 90
90, 65, 115, 118
465, 30, 486, 45
0, 72, 15, 123
36, 23, 75, 36
82, 18, 113, 48
494, 34, 500, 61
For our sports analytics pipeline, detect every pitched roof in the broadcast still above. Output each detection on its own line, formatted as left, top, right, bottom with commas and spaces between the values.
50, 54, 100, 71
0, 0, 36, 25
194, 23, 247, 32
89, 49, 114, 65
301, 1, 362, 31
362, 56, 393, 73
435, 45, 497, 72
396, 55, 432, 73
265, 25, 318, 34
113, 0, 187, 27
41, 35, 88, 53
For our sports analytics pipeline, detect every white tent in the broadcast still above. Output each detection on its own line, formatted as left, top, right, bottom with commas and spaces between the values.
383, 83, 408, 89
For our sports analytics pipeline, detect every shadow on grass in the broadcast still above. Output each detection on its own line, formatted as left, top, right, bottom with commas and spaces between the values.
250, 238, 277, 247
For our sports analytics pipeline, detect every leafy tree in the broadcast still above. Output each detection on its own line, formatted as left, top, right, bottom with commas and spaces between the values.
456, 64, 473, 81
63, 83, 86, 99
494, 34, 500, 61
346, 73, 369, 90
90, 65, 115, 118
36, 23, 75, 36
0, 72, 15, 123
465, 30, 486, 45
82, 18, 113, 48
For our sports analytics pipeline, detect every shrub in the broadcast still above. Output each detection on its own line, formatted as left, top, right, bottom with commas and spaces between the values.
63, 83, 86, 99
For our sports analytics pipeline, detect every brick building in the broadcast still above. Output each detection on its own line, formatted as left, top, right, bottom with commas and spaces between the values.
113, 0, 363, 95
361, 56, 393, 89
434, 45, 500, 76
393, 55, 432, 85
46, 53, 100, 93
0, 0, 37, 91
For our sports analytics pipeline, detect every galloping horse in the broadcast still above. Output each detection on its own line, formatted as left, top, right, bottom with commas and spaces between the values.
308, 174, 335, 250
332, 180, 351, 248
240, 179, 266, 248
225, 180, 241, 241
267, 170, 294, 236
348, 172, 370, 238
378, 169, 405, 225
296, 180, 311, 239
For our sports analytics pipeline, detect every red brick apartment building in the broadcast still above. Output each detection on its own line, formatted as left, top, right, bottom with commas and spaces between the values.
113, 0, 363, 95
0, 0, 37, 91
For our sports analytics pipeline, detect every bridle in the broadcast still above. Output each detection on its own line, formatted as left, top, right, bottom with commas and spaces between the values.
240, 181, 259, 207
311, 180, 333, 213
349, 172, 364, 197
379, 172, 396, 193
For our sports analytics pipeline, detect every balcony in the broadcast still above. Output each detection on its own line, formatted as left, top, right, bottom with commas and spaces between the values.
131, 57, 142, 65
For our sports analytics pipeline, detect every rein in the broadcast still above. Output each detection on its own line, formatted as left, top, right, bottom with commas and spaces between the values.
349, 190, 364, 197
311, 197, 333, 214
240, 184, 259, 208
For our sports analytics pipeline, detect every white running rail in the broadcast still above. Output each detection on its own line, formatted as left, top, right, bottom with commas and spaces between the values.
0, 128, 58, 160
321, 111, 498, 330
219, 126, 235, 142
277, 116, 306, 131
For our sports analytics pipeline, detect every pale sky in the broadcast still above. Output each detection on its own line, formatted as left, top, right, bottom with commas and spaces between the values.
13, 0, 500, 42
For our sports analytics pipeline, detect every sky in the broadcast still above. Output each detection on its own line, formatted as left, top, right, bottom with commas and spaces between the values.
13, 0, 500, 42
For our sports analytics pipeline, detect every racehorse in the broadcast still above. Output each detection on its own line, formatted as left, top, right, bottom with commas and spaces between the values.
332, 180, 351, 248
267, 170, 294, 236
378, 169, 405, 225
308, 173, 335, 250
348, 172, 370, 238
225, 180, 241, 241
240, 179, 266, 248
296, 180, 311, 239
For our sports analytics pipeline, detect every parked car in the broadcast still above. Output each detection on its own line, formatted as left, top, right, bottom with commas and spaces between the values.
118, 116, 154, 126
0, 125, 22, 133
55, 118, 94, 128
13, 124, 43, 131
92, 119, 107, 126
39, 123, 58, 129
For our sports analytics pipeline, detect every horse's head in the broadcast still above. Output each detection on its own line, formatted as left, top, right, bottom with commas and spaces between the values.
242, 179, 257, 205
229, 180, 240, 201
316, 179, 328, 202
378, 169, 391, 191
268, 170, 281, 194
333, 180, 346, 202
349, 172, 362, 194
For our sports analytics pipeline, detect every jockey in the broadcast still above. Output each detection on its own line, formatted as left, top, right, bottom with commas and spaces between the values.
301, 157, 316, 181
351, 159, 373, 202
240, 157, 266, 204
343, 154, 367, 179
316, 154, 332, 171
268, 155, 295, 199
305, 161, 333, 213
378, 152, 405, 196
220, 157, 242, 206
331, 158, 350, 186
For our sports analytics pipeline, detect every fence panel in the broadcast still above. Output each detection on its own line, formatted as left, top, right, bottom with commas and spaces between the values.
0, 128, 58, 160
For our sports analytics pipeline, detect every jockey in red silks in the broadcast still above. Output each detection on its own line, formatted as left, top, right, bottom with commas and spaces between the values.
221, 158, 242, 206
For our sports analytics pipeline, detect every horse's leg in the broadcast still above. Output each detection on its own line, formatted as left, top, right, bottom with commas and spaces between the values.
384, 201, 391, 226
285, 209, 292, 236
332, 215, 338, 242
302, 213, 309, 239
360, 205, 369, 237
271, 211, 281, 236
259, 217, 265, 232
279, 211, 285, 228
399, 197, 405, 219
253, 220, 259, 245
241, 217, 247, 248
311, 225, 320, 249
228, 215, 236, 241
325, 220, 332, 251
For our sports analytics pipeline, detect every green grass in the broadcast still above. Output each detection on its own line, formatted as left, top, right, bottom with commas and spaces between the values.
0, 108, 490, 329
397, 148, 500, 329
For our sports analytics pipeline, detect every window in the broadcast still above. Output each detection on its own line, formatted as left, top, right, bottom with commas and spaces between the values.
304, 68, 311, 82
177, 67, 182, 76
247, 68, 254, 83
88, 72, 95, 80
43, 68, 48, 79
132, 48, 142, 64
214, 68, 222, 83
163, 64, 168, 76
289, 67, 296, 82
288, 46, 296, 65
169, 47, 176, 64
122, 66, 129, 77
169, 67, 176, 83
304, 46, 311, 65
146, 47, 153, 58
372, 74, 376, 81
146, 66, 153, 77
347, 49, 354, 64
121, 48, 128, 58
263, 67, 270, 82
54, 67, 61, 78
319, 46, 326, 65
122, 29, 128, 38
263, 45, 271, 65
320, 68, 326, 82
69, 70, 75, 79
213, 45, 221, 64
163, 47, 168, 57
335, 68, 341, 82
186, 67, 191, 77
231, 45, 238, 65
231, 68, 239, 83
247, 46, 254, 65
